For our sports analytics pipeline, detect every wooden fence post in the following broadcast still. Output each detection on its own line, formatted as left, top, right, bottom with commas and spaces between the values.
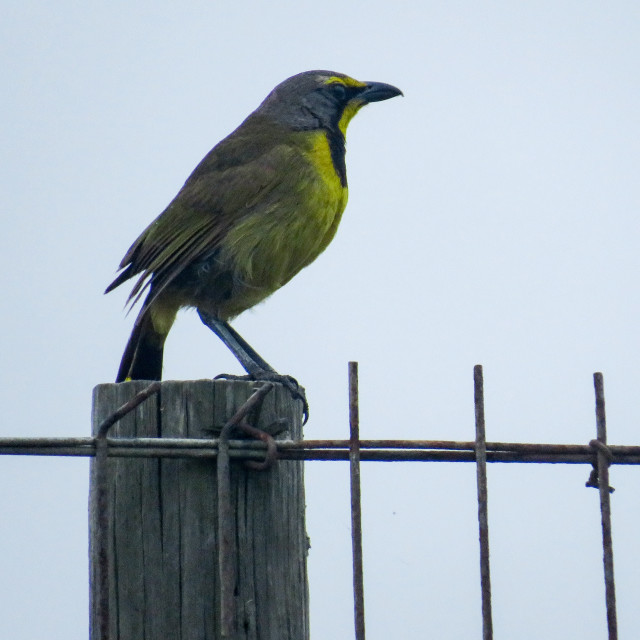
89, 379, 308, 640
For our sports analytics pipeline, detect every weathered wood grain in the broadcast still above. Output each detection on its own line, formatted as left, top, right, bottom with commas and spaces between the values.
90, 380, 308, 640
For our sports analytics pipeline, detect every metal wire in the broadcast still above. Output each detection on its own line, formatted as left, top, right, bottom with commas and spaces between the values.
592, 373, 618, 639
0, 366, 630, 639
3, 438, 640, 464
349, 362, 366, 640
474, 365, 493, 640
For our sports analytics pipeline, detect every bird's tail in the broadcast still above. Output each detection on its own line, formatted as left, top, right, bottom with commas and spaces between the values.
116, 295, 177, 382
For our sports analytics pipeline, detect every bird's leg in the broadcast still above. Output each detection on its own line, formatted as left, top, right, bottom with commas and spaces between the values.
197, 310, 276, 375
197, 309, 309, 423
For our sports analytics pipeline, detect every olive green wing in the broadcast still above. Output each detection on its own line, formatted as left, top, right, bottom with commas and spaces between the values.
106, 135, 306, 312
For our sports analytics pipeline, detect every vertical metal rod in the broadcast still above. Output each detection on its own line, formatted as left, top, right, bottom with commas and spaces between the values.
474, 365, 493, 640
593, 372, 618, 640
349, 362, 366, 640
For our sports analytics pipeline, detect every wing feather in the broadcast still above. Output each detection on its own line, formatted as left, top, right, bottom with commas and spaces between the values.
107, 128, 301, 316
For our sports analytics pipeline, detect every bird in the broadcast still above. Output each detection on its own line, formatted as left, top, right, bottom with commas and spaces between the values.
106, 70, 402, 421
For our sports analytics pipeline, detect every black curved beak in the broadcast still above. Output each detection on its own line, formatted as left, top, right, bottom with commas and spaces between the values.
358, 81, 403, 103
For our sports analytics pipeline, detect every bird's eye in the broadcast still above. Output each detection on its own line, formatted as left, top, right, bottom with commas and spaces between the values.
329, 83, 347, 101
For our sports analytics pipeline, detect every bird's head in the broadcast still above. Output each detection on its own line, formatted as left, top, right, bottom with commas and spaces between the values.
256, 70, 403, 136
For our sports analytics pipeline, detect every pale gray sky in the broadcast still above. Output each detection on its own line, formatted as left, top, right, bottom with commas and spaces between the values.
2, 1, 640, 638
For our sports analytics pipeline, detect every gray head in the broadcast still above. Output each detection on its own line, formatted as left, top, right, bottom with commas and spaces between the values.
255, 70, 403, 133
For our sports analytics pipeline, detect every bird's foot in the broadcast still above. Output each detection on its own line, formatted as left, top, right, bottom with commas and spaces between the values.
215, 371, 309, 424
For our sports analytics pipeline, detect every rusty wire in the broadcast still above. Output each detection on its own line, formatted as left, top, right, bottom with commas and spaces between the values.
348, 362, 366, 640
474, 365, 493, 640
3, 438, 640, 464
0, 366, 629, 639
592, 373, 618, 640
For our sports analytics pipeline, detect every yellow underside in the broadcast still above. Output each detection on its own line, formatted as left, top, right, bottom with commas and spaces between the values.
219, 130, 348, 318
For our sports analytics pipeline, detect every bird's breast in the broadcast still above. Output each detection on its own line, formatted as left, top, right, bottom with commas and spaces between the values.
299, 129, 349, 248
214, 131, 348, 319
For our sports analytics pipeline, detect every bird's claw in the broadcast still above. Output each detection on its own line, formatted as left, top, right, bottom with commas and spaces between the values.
214, 372, 309, 424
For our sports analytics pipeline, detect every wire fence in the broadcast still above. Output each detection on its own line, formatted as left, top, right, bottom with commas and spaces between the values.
0, 363, 630, 640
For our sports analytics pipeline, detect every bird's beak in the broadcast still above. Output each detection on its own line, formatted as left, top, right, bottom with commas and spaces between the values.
358, 81, 403, 103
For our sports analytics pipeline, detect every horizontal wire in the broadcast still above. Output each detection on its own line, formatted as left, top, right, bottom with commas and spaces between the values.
0, 436, 639, 464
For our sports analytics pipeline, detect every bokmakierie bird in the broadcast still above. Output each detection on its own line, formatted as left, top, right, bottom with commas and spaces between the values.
106, 70, 402, 421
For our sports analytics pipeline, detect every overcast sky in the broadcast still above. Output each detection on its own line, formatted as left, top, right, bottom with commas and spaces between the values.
2, 1, 640, 638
